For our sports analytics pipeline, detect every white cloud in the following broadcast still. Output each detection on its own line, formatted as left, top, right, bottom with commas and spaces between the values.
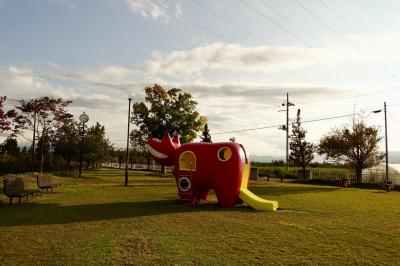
141, 42, 340, 77
124, 0, 181, 23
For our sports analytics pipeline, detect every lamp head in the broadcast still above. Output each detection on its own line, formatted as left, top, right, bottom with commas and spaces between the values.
126, 89, 135, 100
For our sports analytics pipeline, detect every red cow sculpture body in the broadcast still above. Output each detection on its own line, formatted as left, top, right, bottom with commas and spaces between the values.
147, 133, 250, 207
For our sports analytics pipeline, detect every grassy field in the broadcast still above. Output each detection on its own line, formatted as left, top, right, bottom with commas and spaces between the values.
1, 168, 400, 265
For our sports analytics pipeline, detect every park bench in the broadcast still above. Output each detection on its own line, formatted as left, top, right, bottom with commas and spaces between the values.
384, 180, 393, 192
37, 174, 58, 192
2, 176, 40, 205
340, 178, 351, 188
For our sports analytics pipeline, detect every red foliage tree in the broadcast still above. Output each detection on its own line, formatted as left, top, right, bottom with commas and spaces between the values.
0, 96, 17, 134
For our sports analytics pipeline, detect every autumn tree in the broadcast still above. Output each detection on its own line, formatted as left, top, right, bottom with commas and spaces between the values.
0, 96, 17, 134
200, 124, 212, 143
131, 84, 206, 171
318, 120, 384, 183
131, 84, 207, 146
289, 109, 314, 179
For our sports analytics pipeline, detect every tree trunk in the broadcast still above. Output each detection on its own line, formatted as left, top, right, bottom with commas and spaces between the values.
355, 167, 363, 183
65, 159, 71, 174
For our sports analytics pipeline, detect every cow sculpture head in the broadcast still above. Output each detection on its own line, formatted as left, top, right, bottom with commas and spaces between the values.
146, 133, 180, 166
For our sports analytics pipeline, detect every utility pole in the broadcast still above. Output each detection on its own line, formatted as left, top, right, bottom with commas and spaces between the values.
384, 102, 388, 183
280, 93, 295, 177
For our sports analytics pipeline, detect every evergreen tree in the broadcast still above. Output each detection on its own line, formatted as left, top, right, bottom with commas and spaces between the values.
289, 109, 314, 179
200, 124, 212, 143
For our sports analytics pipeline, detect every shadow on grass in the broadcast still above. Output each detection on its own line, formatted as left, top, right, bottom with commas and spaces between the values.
0, 199, 254, 226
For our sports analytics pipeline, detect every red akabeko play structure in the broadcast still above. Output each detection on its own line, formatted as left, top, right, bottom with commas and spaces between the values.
147, 133, 278, 211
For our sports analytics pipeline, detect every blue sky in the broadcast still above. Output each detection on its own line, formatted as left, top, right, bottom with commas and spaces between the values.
1, 0, 400, 160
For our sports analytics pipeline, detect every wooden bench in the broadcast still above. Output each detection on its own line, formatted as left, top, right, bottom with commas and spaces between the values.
37, 174, 58, 192
340, 178, 351, 188
2, 177, 40, 205
384, 181, 393, 192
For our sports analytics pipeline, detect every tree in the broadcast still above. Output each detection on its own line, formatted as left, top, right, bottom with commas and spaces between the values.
131, 84, 206, 172
4, 138, 20, 156
84, 122, 110, 169
52, 121, 81, 173
131, 84, 207, 144
318, 120, 384, 183
200, 124, 212, 143
0, 96, 17, 134
289, 109, 314, 179
15, 97, 73, 171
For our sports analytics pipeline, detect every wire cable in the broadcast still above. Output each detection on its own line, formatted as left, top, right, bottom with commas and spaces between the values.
212, 113, 355, 135
293, 0, 398, 82
256, 0, 367, 82
151, 0, 314, 84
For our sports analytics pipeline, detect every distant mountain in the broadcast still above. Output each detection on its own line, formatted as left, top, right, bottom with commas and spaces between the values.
250, 155, 284, 163
250, 151, 400, 164
389, 151, 400, 164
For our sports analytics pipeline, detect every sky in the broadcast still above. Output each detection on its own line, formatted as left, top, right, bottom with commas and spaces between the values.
1, 0, 400, 161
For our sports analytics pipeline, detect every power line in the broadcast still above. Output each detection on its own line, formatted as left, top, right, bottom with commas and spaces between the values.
239, 0, 367, 83
293, 0, 397, 82
191, 0, 264, 44
192, 0, 352, 86
152, 0, 314, 84
191, 0, 362, 85
295, 87, 400, 107
256, 0, 365, 82
319, 0, 394, 73
212, 113, 355, 135
151, 0, 230, 43
237, 0, 336, 81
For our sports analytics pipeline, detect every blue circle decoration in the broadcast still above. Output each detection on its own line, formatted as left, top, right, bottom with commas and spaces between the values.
179, 177, 191, 192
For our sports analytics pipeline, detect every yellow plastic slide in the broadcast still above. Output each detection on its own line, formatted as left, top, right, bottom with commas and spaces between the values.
239, 164, 278, 211
239, 188, 279, 211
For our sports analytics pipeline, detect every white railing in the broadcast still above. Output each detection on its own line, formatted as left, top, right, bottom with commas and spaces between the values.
101, 162, 174, 173
310, 169, 400, 185
310, 171, 357, 182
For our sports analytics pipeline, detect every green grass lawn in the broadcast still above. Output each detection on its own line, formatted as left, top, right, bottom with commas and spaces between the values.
1, 168, 399, 265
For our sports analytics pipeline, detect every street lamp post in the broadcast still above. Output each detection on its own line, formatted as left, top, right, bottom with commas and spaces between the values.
125, 92, 135, 186
78, 112, 89, 178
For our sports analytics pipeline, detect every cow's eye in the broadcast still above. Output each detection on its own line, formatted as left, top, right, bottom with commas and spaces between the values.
218, 147, 232, 161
